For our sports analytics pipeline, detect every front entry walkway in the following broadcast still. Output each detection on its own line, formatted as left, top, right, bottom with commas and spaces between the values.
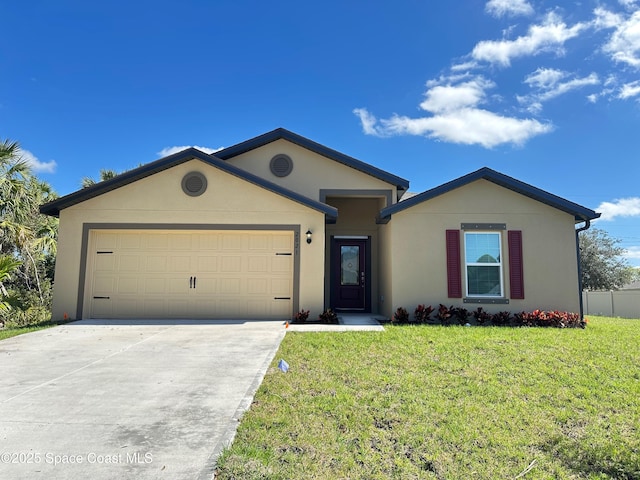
286, 314, 385, 332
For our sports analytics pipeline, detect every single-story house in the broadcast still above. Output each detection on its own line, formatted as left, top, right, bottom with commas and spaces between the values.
41, 128, 600, 321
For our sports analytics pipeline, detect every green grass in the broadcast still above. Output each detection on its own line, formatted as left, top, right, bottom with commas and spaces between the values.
0, 320, 57, 341
216, 317, 640, 479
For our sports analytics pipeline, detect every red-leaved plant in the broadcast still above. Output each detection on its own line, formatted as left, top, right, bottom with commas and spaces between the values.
491, 311, 512, 326
393, 307, 410, 323
514, 310, 584, 328
473, 307, 491, 325
450, 307, 470, 325
436, 304, 453, 325
414, 304, 434, 324
318, 308, 339, 324
293, 309, 310, 323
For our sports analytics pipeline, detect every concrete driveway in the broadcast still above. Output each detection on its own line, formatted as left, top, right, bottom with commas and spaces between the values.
0, 319, 286, 480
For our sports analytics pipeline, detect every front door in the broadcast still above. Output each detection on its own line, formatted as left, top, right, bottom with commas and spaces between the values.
331, 238, 370, 311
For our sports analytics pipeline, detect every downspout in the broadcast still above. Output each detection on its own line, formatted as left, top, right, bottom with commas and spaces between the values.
575, 217, 591, 320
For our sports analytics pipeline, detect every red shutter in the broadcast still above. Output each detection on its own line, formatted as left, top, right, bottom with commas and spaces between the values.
508, 230, 525, 299
446, 230, 462, 298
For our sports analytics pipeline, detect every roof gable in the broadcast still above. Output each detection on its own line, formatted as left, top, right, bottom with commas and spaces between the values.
379, 167, 600, 223
215, 128, 410, 196
40, 148, 338, 221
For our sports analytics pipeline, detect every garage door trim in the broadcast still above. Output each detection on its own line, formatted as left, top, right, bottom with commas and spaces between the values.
77, 223, 301, 319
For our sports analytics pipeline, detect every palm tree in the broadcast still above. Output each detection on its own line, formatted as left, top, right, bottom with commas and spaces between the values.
0, 139, 58, 306
0, 139, 19, 162
81, 169, 119, 188
0, 255, 22, 314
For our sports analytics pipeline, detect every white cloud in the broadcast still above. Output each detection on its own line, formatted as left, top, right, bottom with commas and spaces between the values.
18, 149, 57, 174
601, 10, 640, 68
619, 0, 639, 10
157, 145, 224, 157
354, 3, 639, 147
596, 197, 640, 220
619, 80, 640, 98
472, 12, 587, 66
354, 107, 552, 148
355, 73, 553, 147
450, 61, 479, 72
519, 69, 600, 110
585, 74, 619, 103
353, 108, 383, 136
523, 67, 567, 89
485, 0, 534, 18
624, 246, 640, 260
593, 7, 624, 30
419, 77, 494, 113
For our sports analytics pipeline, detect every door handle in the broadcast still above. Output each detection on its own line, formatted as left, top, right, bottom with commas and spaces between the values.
189, 276, 193, 289
360, 271, 365, 287
193, 276, 197, 289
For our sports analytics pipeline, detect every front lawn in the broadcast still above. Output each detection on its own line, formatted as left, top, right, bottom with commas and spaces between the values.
216, 317, 640, 479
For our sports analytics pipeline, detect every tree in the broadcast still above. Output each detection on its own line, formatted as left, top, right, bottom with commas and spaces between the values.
579, 228, 634, 291
81, 169, 119, 188
0, 139, 58, 325
0, 255, 21, 315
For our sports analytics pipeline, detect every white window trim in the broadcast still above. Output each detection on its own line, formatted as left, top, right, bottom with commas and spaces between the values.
464, 231, 504, 298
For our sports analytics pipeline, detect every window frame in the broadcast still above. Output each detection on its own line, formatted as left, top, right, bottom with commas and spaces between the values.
463, 231, 504, 298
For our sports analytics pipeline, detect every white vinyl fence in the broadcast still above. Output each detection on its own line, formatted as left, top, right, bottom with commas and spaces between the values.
582, 290, 640, 319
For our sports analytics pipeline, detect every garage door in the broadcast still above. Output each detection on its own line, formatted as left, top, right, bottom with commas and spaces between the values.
86, 230, 294, 319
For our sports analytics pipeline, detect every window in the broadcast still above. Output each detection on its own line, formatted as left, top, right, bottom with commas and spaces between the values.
464, 232, 503, 297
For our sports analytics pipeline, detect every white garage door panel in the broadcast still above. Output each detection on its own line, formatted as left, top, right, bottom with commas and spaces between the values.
87, 230, 294, 319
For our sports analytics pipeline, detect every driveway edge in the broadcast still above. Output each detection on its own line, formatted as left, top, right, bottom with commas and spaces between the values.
197, 326, 286, 480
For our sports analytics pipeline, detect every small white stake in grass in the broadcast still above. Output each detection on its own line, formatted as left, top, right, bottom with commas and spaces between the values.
278, 359, 289, 373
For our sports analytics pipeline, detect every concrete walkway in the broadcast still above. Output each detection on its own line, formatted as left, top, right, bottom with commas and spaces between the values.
286, 314, 386, 332
0, 319, 285, 480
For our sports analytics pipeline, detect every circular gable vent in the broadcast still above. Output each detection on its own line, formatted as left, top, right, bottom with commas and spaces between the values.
181, 171, 207, 197
269, 154, 293, 177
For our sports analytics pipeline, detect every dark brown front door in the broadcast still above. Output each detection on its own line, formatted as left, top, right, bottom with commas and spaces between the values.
331, 238, 370, 311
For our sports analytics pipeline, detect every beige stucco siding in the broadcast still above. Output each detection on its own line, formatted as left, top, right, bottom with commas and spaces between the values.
225, 140, 397, 201
378, 221, 394, 316
383, 179, 580, 317
52, 159, 326, 320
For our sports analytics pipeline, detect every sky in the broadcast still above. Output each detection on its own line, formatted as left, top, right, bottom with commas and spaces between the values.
1, 0, 639, 266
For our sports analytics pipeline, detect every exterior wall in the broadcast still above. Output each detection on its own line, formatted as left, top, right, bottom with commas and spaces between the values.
378, 221, 394, 318
582, 291, 640, 319
387, 179, 581, 315
324, 197, 384, 313
225, 139, 397, 202
52, 159, 325, 320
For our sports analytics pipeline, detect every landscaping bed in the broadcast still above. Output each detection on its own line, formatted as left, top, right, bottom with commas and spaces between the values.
392, 304, 586, 328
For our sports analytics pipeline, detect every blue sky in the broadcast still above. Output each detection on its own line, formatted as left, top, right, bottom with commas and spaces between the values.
2, 0, 639, 266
